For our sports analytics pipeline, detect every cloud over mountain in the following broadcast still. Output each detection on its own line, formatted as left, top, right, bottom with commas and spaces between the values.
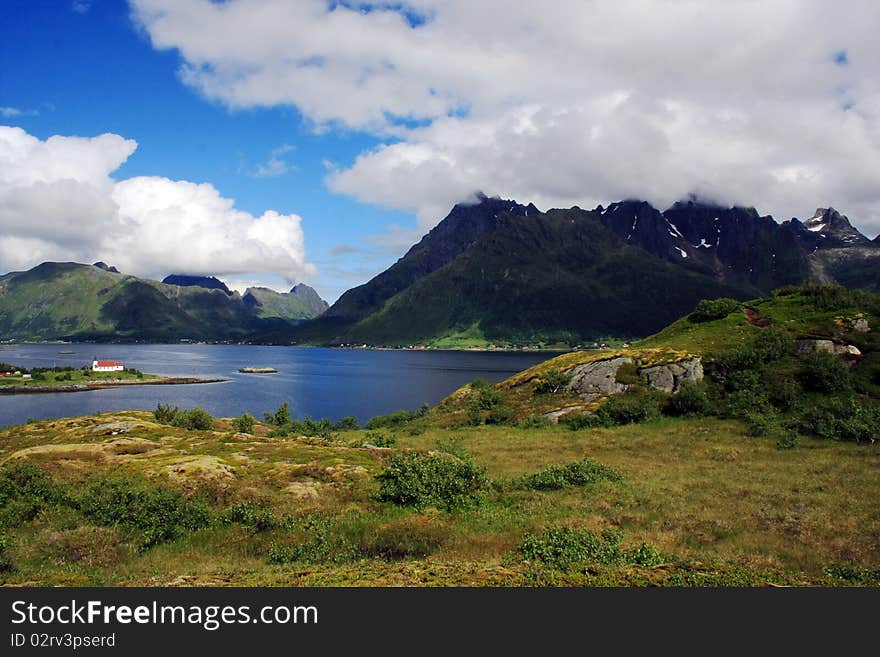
132, 0, 880, 233
0, 125, 314, 284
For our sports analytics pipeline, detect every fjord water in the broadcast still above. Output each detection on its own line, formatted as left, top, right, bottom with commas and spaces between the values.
0, 344, 554, 427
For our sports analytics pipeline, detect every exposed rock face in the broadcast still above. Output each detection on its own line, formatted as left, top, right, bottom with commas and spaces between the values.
794, 339, 862, 356
563, 355, 704, 399
639, 357, 704, 393
564, 356, 632, 401
852, 318, 870, 333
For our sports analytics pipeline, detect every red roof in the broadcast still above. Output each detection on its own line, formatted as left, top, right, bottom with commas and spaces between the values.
96, 361, 123, 367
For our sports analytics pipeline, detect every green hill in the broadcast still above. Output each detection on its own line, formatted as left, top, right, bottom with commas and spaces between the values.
434, 284, 880, 444
0, 262, 326, 342
319, 208, 749, 346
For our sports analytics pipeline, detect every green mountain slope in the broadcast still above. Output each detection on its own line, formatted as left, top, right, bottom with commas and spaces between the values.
0, 262, 325, 342
244, 284, 328, 320
336, 208, 750, 346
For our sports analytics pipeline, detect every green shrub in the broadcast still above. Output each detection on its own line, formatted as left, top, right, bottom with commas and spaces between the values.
221, 502, 277, 532
267, 515, 354, 565
512, 459, 623, 491
365, 404, 429, 430
173, 407, 214, 431
0, 463, 67, 529
535, 368, 572, 394
353, 518, 446, 561
689, 297, 741, 323
334, 416, 360, 431
517, 527, 624, 570
824, 564, 880, 585
614, 362, 641, 385
776, 432, 799, 450
663, 381, 710, 416
78, 478, 212, 551
517, 414, 551, 429
792, 396, 880, 443
265, 402, 292, 426
562, 412, 611, 430
363, 431, 397, 448
797, 352, 852, 393
433, 436, 470, 460
232, 412, 256, 434
599, 389, 664, 425
0, 533, 12, 573
154, 402, 179, 424
485, 405, 514, 425
375, 453, 489, 511
625, 542, 665, 566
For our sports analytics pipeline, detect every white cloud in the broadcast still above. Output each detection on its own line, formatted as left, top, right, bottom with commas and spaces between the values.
0, 125, 315, 285
131, 0, 880, 234
0, 107, 39, 118
250, 144, 296, 177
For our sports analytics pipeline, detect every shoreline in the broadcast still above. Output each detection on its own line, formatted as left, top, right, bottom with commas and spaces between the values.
0, 376, 227, 395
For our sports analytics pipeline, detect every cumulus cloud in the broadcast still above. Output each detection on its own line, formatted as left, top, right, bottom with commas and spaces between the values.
0, 125, 314, 285
131, 0, 880, 234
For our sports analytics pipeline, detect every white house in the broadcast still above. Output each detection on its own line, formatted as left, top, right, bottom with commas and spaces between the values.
92, 359, 124, 372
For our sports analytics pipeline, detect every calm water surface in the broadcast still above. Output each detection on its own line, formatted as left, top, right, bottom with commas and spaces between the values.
0, 344, 556, 427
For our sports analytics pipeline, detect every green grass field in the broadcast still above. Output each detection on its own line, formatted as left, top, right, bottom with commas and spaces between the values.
1, 411, 877, 586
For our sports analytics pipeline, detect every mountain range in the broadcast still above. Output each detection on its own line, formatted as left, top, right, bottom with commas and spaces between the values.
294, 195, 880, 346
0, 262, 327, 342
2, 194, 879, 344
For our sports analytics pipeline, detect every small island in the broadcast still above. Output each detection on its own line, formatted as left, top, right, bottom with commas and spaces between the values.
238, 366, 278, 374
0, 360, 224, 394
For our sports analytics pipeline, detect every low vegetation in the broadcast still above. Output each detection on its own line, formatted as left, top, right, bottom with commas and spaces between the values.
1, 284, 879, 586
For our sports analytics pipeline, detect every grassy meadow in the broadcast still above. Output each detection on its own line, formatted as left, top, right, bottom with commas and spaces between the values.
1, 409, 877, 587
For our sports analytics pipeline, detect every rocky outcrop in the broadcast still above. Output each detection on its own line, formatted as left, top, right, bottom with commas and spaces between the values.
794, 339, 861, 356
563, 355, 703, 399
639, 358, 704, 393
564, 356, 632, 401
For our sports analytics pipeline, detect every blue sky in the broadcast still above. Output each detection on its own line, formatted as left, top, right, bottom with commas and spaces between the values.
0, 0, 416, 301
1, 1, 878, 303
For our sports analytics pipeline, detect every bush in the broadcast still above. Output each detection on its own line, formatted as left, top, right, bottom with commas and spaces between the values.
220, 502, 277, 532
267, 515, 355, 565
689, 297, 741, 323
512, 459, 622, 491
265, 402, 291, 427
0, 533, 12, 572
517, 527, 624, 570
0, 463, 67, 529
354, 517, 446, 561
362, 431, 397, 448
365, 404, 429, 430
792, 396, 880, 443
663, 381, 710, 416
334, 416, 360, 431
154, 402, 179, 424
375, 453, 489, 511
614, 362, 641, 385
78, 478, 212, 550
517, 414, 551, 429
174, 407, 214, 431
599, 390, 664, 425
485, 406, 514, 425
625, 542, 665, 567
232, 412, 256, 434
535, 368, 572, 394
797, 352, 852, 393
562, 412, 611, 430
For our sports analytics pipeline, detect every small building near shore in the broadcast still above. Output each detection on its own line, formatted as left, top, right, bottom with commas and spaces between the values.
92, 359, 124, 372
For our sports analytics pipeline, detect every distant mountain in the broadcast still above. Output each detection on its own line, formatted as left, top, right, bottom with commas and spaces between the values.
162, 274, 232, 295
325, 194, 539, 322
243, 284, 328, 320
0, 263, 327, 342
292, 196, 880, 346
